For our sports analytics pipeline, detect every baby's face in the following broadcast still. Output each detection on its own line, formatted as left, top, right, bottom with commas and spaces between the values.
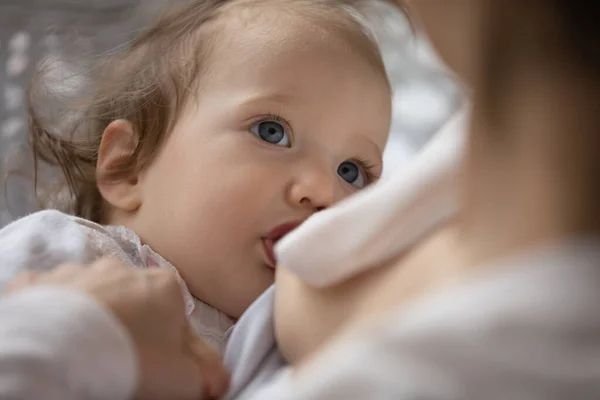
133, 8, 391, 318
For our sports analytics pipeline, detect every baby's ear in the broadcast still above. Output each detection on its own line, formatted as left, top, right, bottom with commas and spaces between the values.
96, 119, 141, 212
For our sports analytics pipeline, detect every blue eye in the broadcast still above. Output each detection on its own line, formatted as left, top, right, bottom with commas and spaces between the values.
338, 161, 365, 189
250, 120, 291, 147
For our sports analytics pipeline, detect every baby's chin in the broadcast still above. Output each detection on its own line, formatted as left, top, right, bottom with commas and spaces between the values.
198, 268, 275, 320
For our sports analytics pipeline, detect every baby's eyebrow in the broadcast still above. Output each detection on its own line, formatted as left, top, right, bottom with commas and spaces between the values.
367, 139, 383, 160
356, 136, 383, 163
238, 91, 299, 108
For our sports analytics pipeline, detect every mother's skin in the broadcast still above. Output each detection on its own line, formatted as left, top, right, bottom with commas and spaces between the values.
276, 225, 466, 364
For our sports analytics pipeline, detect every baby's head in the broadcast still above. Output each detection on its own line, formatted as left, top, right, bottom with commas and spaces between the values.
29, 0, 392, 318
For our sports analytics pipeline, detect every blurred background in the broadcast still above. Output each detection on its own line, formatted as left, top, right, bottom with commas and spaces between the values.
0, 0, 462, 227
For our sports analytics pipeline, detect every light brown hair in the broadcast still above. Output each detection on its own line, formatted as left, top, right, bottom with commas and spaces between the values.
26, 0, 404, 223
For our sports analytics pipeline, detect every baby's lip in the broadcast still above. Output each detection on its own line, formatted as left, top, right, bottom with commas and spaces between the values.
262, 238, 277, 268
262, 220, 304, 267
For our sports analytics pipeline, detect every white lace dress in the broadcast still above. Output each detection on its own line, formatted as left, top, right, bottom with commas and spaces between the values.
0, 209, 234, 354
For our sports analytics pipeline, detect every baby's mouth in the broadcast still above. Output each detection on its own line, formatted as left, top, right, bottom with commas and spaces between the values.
262, 220, 304, 267
262, 238, 278, 267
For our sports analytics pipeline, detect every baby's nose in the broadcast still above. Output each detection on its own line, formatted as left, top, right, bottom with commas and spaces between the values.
286, 164, 336, 212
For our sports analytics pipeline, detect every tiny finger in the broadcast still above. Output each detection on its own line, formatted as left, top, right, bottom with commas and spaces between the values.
91, 258, 128, 272
185, 325, 230, 398
34, 263, 87, 284
190, 340, 230, 398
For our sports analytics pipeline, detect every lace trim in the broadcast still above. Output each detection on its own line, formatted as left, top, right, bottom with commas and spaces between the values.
94, 224, 235, 353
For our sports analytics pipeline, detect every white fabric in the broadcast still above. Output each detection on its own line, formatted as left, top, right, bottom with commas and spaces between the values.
223, 286, 287, 400
248, 240, 600, 399
276, 110, 467, 288
0, 287, 137, 400
0, 210, 234, 354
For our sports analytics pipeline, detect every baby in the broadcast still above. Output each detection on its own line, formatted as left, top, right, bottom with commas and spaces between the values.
0, 0, 391, 389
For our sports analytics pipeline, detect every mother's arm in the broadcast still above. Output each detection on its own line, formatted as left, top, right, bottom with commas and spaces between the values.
0, 260, 229, 400
0, 286, 137, 400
